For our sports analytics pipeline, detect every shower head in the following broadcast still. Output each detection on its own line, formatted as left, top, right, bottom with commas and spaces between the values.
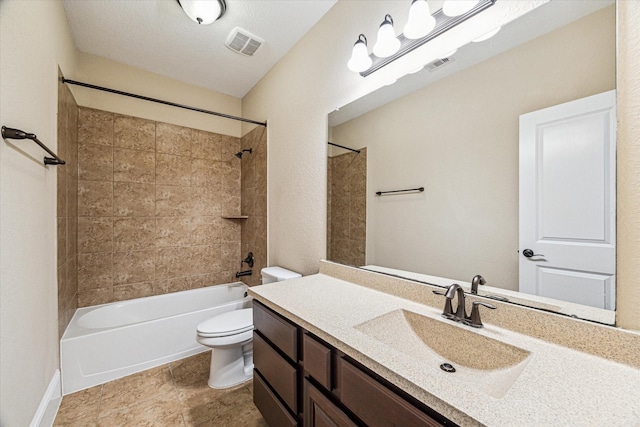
235, 148, 252, 159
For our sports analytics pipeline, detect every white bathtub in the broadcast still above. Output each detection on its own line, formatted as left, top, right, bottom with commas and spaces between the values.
61, 283, 251, 395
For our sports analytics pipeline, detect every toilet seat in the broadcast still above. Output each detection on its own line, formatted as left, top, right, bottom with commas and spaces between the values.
197, 308, 253, 338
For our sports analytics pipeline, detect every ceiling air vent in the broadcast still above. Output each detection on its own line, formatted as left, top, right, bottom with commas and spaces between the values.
426, 56, 456, 72
225, 27, 264, 56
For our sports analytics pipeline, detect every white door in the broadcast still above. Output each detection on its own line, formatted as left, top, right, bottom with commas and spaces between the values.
519, 90, 616, 310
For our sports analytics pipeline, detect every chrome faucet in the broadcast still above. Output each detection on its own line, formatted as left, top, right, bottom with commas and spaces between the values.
433, 283, 496, 328
471, 274, 486, 295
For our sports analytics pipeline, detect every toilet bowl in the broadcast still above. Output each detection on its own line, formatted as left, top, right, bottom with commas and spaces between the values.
196, 266, 301, 389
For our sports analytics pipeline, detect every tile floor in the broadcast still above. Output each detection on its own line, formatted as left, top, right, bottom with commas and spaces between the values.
54, 352, 267, 426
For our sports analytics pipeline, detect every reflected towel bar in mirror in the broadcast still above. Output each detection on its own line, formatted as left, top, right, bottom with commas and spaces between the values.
1, 126, 66, 165
376, 187, 424, 196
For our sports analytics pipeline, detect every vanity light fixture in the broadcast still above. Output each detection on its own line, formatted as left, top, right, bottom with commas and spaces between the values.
348, 35, 373, 72
347, 0, 496, 77
373, 15, 401, 58
177, 0, 226, 25
404, 0, 436, 40
442, 0, 480, 17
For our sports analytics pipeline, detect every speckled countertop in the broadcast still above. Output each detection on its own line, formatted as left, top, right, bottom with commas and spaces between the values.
249, 273, 640, 426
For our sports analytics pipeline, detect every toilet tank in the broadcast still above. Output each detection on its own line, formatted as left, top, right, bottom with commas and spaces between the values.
261, 267, 301, 284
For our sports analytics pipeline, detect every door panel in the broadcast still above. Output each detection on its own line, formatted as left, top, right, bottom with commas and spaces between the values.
519, 90, 616, 310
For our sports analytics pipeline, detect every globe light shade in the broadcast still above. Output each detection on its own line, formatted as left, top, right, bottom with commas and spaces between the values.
403, 0, 436, 39
442, 0, 479, 17
373, 15, 401, 58
347, 35, 373, 72
472, 26, 501, 42
178, 0, 226, 25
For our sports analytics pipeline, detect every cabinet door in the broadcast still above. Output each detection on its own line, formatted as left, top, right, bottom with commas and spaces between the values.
339, 358, 445, 427
304, 379, 357, 427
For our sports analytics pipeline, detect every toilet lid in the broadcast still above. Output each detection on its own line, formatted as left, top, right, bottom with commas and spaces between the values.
197, 308, 253, 337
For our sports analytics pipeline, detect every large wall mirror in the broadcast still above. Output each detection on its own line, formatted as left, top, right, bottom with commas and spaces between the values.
327, 0, 616, 324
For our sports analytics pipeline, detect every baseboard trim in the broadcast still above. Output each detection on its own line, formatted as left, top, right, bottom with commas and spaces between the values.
30, 369, 61, 427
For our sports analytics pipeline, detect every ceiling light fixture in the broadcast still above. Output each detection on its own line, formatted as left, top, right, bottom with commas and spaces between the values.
404, 0, 436, 40
373, 15, 401, 58
347, 0, 496, 77
177, 0, 226, 25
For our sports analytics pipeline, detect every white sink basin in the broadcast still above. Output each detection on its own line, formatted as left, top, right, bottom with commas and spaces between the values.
354, 309, 532, 398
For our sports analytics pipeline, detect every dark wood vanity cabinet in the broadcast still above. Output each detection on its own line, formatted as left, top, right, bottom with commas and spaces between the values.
253, 301, 455, 427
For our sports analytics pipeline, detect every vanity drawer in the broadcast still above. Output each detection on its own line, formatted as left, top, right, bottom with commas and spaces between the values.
303, 333, 332, 390
253, 301, 298, 361
254, 371, 298, 427
339, 358, 444, 427
254, 332, 298, 413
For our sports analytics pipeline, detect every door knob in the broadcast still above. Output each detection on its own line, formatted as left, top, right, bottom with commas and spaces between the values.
522, 249, 544, 258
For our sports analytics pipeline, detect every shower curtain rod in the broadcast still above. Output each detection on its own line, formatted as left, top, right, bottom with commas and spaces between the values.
61, 78, 267, 127
328, 142, 361, 153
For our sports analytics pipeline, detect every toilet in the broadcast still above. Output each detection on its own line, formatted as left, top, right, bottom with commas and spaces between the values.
196, 266, 301, 389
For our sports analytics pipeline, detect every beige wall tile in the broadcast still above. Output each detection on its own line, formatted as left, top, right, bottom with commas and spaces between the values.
220, 220, 241, 243
78, 217, 113, 254
78, 180, 113, 217
156, 153, 191, 186
114, 114, 155, 152
78, 287, 113, 307
57, 170, 67, 218
155, 246, 191, 280
78, 107, 113, 146
156, 185, 191, 216
191, 245, 221, 275
78, 143, 113, 182
190, 186, 219, 216
113, 182, 155, 217
113, 282, 154, 302
113, 148, 155, 183
192, 129, 221, 160
67, 217, 78, 260
191, 159, 222, 188
78, 252, 113, 291
154, 277, 190, 294
113, 217, 155, 251
155, 217, 194, 248
156, 122, 192, 156
58, 218, 67, 267
113, 250, 155, 286
192, 216, 219, 246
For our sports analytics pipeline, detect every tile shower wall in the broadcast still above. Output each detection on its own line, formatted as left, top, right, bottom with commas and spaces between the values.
57, 72, 79, 337
240, 126, 267, 286
76, 107, 243, 307
327, 149, 366, 266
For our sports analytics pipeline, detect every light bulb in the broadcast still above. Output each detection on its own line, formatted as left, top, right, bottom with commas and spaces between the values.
403, 0, 436, 40
472, 27, 501, 42
178, 0, 225, 25
442, 0, 479, 17
373, 15, 401, 58
347, 35, 372, 73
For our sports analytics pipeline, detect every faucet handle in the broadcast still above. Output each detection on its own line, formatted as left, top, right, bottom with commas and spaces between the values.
432, 290, 455, 319
463, 301, 496, 328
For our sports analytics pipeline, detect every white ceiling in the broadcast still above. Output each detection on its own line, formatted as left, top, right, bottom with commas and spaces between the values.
63, 0, 337, 98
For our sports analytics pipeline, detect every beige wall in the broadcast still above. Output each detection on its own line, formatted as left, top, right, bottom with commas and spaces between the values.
0, 1, 78, 425
616, 0, 640, 331
74, 52, 242, 137
331, 7, 615, 290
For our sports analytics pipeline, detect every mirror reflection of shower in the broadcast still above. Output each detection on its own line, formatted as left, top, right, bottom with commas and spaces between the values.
235, 148, 252, 159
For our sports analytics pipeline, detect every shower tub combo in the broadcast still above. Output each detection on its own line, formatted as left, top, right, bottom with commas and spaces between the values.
61, 283, 251, 395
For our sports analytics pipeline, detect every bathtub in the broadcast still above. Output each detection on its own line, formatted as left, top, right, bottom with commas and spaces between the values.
61, 283, 251, 395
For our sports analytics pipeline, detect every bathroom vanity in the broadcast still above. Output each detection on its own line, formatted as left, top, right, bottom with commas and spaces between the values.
249, 261, 640, 426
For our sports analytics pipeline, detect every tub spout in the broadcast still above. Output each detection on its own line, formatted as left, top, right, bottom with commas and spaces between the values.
236, 270, 252, 278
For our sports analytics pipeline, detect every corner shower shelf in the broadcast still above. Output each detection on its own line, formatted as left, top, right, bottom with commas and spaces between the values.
221, 215, 249, 219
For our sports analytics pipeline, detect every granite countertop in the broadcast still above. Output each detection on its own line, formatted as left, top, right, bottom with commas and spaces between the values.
249, 273, 640, 426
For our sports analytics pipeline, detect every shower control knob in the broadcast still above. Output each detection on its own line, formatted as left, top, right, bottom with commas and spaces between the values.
522, 249, 544, 258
